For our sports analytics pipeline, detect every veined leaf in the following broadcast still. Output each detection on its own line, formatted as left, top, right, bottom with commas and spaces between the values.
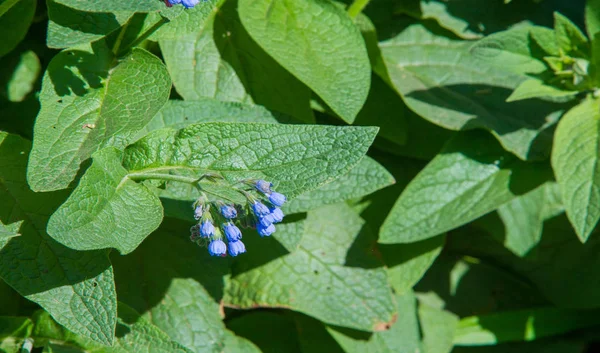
552, 97, 600, 242
52, 0, 164, 12
47, 0, 134, 49
158, 0, 313, 122
224, 203, 396, 332
0, 0, 35, 57
0, 132, 117, 345
28, 42, 171, 192
380, 131, 539, 244
47, 123, 377, 254
379, 22, 566, 160
238, 0, 370, 123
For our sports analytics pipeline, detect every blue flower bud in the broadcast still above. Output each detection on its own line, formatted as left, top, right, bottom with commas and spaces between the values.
182, 0, 200, 8
208, 239, 227, 256
258, 214, 274, 228
252, 201, 270, 217
223, 223, 242, 242
168, 0, 182, 4
270, 207, 284, 223
200, 220, 215, 238
228, 240, 246, 257
255, 180, 272, 193
268, 192, 286, 207
221, 205, 237, 219
257, 223, 275, 237
193, 205, 203, 220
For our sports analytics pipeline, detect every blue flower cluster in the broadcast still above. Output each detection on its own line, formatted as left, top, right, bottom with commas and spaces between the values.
166, 0, 206, 9
189, 179, 286, 257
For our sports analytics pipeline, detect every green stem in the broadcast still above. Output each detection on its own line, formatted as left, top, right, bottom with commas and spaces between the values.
121, 15, 169, 55
347, 0, 371, 19
127, 172, 199, 184
0, 0, 20, 18
111, 20, 131, 56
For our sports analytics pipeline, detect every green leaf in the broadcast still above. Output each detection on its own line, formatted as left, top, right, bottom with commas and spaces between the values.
4, 50, 40, 102
47, 0, 134, 49
552, 97, 600, 242
28, 42, 171, 192
418, 301, 459, 353
283, 157, 395, 214
0, 0, 35, 57
381, 236, 445, 294
111, 220, 249, 353
586, 0, 600, 39
224, 203, 396, 332
238, 0, 370, 123
506, 79, 578, 102
158, 0, 313, 123
0, 132, 117, 345
380, 131, 539, 244
326, 291, 422, 353
496, 182, 563, 256
454, 307, 600, 346
0, 221, 20, 242
123, 123, 378, 199
52, 0, 164, 12
378, 23, 566, 160
33, 303, 194, 353
0, 316, 32, 339
47, 147, 163, 255
554, 12, 589, 58
134, 98, 281, 140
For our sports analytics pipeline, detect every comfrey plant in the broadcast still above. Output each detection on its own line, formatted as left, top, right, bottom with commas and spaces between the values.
189, 179, 286, 257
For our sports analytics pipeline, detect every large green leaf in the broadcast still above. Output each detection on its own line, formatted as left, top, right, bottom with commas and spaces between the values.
552, 97, 600, 242
27, 42, 171, 192
378, 22, 566, 160
238, 0, 370, 123
224, 203, 396, 332
418, 301, 459, 353
495, 182, 563, 256
380, 131, 542, 244
283, 157, 395, 214
0, 132, 117, 345
0, 0, 35, 57
3, 50, 41, 103
47, 148, 163, 255
46, 0, 134, 49
111, 221, 256, 353
47, 123, 377, 254
158, 0, 313, 122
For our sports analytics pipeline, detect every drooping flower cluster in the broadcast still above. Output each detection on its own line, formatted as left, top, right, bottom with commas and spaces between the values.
165, 0, 207, 9
189, 179, 286, 257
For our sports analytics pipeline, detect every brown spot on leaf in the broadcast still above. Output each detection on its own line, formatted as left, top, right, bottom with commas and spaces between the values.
373, 313, 397, 331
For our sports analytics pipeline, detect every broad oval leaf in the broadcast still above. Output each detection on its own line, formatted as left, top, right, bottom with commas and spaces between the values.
238, 0, 370, 123
28, 43, 171, 192
158, 0, 314, 123
552, 97, 600, 242
0, 0, 35, 57
224, 203, 396, 332
378, 23, 566, 160
0, 132, 117, 345
380, 131, 533, 244
47, 123, 377, 254
47, 148, 164, 255
52, 0, 164, 12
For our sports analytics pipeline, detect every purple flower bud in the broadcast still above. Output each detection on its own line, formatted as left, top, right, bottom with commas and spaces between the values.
228, 240, 246, 257
208, 239, 227, 257
255, 180, 272, 194
257, 223, 275, 237
252, 201, 270, 217
193, 205, 203, 220
223, 223, 242, 242
200, 220, 215, 238
221, 205, 237, 219
268, 192, 286, 207
270, 207, 284, 223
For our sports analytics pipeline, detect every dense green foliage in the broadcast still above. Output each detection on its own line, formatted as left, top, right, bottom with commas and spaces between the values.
1, 0, 600, 352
